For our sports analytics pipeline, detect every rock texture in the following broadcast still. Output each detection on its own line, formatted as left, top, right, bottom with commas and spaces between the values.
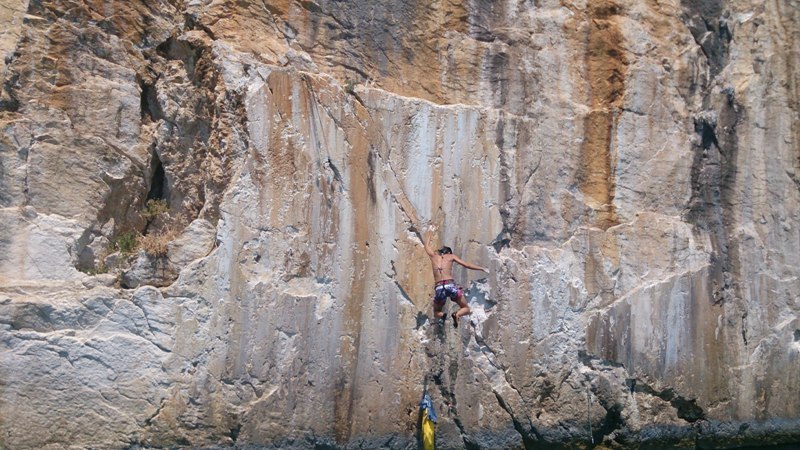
1, 0, 799, 448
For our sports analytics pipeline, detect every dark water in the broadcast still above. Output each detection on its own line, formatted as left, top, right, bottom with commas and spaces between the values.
725, 445, 800, 450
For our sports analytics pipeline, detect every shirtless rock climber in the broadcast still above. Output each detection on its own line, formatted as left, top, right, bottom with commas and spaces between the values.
424, 225, 489, 328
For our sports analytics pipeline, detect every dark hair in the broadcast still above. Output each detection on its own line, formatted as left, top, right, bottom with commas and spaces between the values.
437, 246, 452, 255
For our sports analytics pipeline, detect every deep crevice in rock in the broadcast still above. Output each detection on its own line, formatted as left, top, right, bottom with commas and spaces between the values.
138, 76, 164, 122
136, 27, 233, 227
147, 151, 168, 202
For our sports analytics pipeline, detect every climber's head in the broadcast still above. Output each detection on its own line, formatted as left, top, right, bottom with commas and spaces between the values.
437, 246, 452, 255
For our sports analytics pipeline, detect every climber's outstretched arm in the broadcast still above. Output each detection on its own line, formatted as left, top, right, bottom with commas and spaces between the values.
453, 255, 489, 273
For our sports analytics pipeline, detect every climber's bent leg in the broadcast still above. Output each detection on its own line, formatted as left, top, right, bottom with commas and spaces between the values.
451, 293, 470, 328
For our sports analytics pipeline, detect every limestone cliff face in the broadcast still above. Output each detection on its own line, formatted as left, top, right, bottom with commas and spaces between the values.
1, 0, 798, 448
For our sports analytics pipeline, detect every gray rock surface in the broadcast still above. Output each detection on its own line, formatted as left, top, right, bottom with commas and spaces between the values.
0, 0, 798, 448
167, 218, 216, 267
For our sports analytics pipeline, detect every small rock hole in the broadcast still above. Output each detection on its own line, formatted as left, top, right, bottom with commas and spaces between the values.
156, 36, 201, 78
694, 118, 719, 151
228, 423, 241, 443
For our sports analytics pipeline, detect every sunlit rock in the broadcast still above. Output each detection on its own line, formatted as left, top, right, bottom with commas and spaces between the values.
0, 0, 798, 448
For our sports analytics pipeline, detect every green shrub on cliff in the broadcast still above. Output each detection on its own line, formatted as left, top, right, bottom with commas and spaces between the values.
143, 199, 169, 221
113, 231, 138, 254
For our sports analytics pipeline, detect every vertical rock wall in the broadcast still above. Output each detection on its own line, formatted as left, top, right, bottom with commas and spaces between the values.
0, 0, 798, 448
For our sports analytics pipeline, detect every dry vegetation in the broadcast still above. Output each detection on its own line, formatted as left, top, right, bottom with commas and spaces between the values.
139, 228, 178, 257
107, 199, 182, 259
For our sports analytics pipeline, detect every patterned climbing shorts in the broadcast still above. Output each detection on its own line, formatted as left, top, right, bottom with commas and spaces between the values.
433, 280, 462, 304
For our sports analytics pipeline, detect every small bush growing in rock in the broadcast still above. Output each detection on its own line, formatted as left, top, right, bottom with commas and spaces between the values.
139, 228, 177, 257
107, 200, 180, 260
344, 78, 355, 94
143, 199, 169, 220
113, 231, 138, 254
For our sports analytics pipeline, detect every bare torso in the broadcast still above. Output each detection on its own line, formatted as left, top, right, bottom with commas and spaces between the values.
428, 254, 456, 283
